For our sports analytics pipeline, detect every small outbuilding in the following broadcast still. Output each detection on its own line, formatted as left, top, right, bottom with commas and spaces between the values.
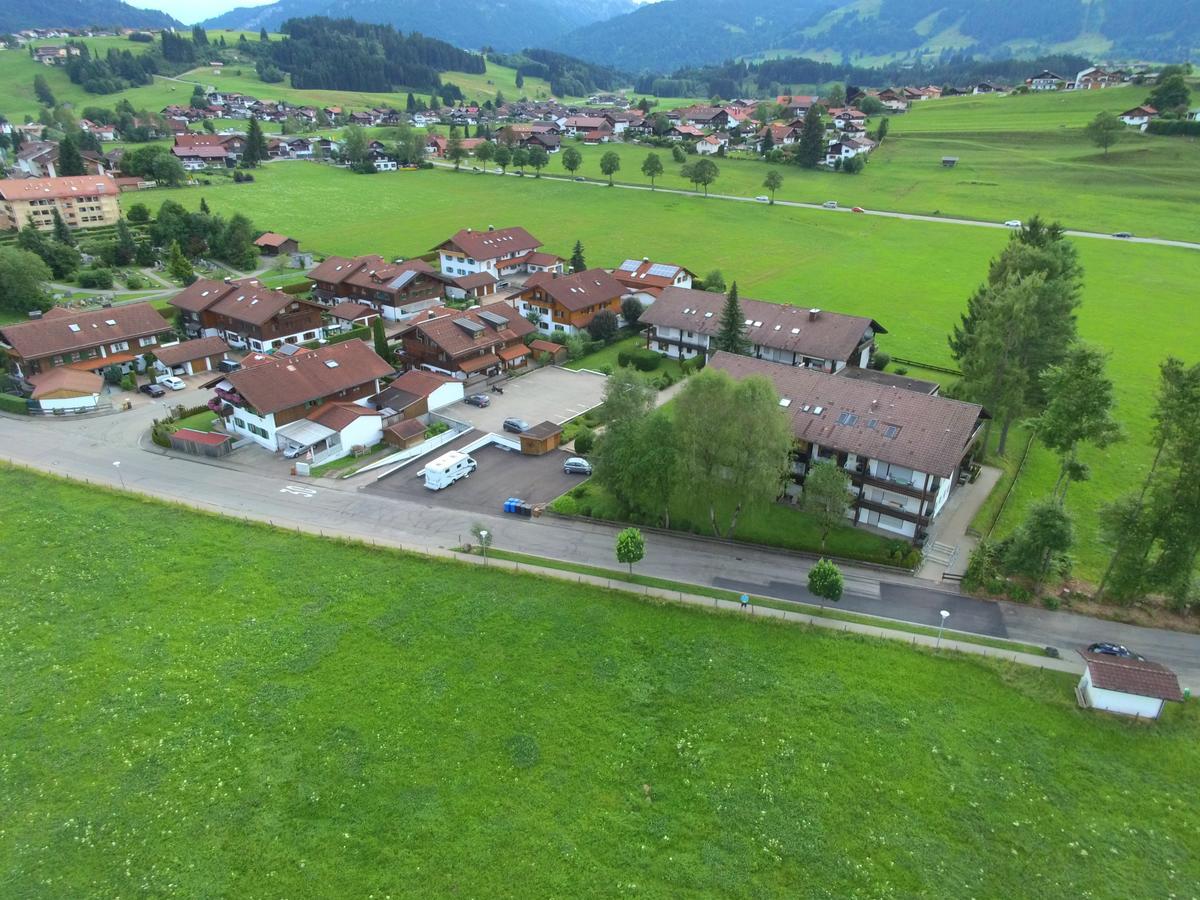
28, 368, 103, 412
1076, 651, 1185, 720
383, 418, 427, 449
941, 156, 959, 167
529, 338, 568, 365
519, 421, 563, 456
254, 232, 300, 256
328, 301, 378, 331
170, 428, 233, 457
154, 336, 231, 375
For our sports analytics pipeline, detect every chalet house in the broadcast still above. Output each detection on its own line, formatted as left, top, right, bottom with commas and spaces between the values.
368, 368, 464, 422
426, 134, 448, 156
696, 134, 724, 155
432, 271, 500, 302
757, 123, 799, 151
0, 304, 174, 377
512, 269, 627, 336
171, 133, 244, 170
153, 335, 231, 376
826, 137, 877, 166
522, 133, 561, 153
710, 352, 987, 540
1073, 67, 1122, 90
169, 277, 325, 352
829, 108, 868, 130
434, 226, 561, 279
667, 124, 705, 142
78, 119, 117, 141
1119, 106, 1158, 129
1027, 70, 1065, 91
328, 301, 379, 331
674, 106, 731, 130
396, 304, 536, 379
972, 82, 1006, 95
211, 341, 392, 458
640, 286, 885, 371
308, 255, 444, 320
612, 258, 694, 306
776, 95, 818, 118
562, 116, 609, 138
16, 142, 108, 178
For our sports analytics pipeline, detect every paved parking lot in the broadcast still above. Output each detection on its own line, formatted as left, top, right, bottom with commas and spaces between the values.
446, 366, 607, 434
366, 443, 584, 513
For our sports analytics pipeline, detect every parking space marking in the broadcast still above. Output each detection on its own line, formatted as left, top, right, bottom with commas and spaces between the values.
280, 483, 317, 497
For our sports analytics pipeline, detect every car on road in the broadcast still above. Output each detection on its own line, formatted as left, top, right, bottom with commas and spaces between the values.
755, 195, 770, 202
139, 383, 166, 398
563, 457, 592, 475
573, 176, 586, 182
1087, 642, 1145, 660
822, 200, 838, 209
1113, 231, 1133, 239
851, 206, 865, 213
503, 417, 530, 434
158, 375, 186, 391
1004, 220, 1022, 228
464, 393, 491, 408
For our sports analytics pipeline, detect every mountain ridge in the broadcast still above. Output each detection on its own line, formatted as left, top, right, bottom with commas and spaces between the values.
1, 0, 181, 31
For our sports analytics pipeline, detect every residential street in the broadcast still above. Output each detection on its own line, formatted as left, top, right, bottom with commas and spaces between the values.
2, 405, 1197, 685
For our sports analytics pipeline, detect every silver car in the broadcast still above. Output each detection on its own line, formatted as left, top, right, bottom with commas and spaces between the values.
563, 457, 592, 475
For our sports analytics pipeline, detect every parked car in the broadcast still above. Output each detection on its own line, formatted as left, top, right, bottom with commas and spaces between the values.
851, 206, 865, 213
282, 444, 305, 459
1004, 219, 1022, 228
139, 383, 165, 398
158, 375, 186, 391
503, 417, 530, 434
755, 195, 770, 202
1113, 231, 1133, 239
1087, 642, 1145, 660
563, 457, 592, 475
464, 393, 491, 408
822, 200, 838, 209
573, 176, 586, 182
217, 359, 241, 373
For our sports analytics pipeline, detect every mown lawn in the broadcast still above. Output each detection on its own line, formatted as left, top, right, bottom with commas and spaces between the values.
1, 466, 1197, 897
141, 162, 1200, 579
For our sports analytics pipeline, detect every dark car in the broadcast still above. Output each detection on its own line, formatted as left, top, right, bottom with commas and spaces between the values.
464, 393, 491, 408
1087, 642, 1145, 660
139, 383, 166, 398
1112, 231, 1133, 239
503, 417, 530, 434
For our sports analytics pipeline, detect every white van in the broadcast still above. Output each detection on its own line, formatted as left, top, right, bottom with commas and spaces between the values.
423, 450, 477, 490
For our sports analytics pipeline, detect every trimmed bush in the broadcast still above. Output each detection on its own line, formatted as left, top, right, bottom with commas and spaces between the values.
0, 393, 29, 415
78, 268, 115, 289
620, 347, 663, 372
868, 352, 890, 371
573, 426, 595, 455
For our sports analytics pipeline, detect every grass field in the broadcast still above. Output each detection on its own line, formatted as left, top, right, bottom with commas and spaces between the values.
140, 162, 1200, 579
1, 465, 1196, 897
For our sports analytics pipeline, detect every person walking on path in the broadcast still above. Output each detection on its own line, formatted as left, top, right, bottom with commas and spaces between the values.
740, 593, 750, 611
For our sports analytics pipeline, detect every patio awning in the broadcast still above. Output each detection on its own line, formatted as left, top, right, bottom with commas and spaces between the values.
458, 353, 500, 374
275, 418, 337, 448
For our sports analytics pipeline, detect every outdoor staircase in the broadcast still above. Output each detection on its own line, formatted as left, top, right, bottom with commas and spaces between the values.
925, 541, 959, 567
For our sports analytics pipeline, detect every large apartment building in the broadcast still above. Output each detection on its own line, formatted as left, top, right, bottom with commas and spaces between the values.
711, 352, 987, 540
0, 304, 175, 377
433, 226, 563, 280
169, 277, 326, 352
0, 175, 122, 231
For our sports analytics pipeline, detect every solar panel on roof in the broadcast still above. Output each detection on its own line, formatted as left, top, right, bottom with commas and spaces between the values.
647, 263, 678, 278
618, 259, 641, 272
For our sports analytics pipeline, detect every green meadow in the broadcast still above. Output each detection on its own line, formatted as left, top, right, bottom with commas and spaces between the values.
1, 466, 1196, 897
143, 162, 1199, 579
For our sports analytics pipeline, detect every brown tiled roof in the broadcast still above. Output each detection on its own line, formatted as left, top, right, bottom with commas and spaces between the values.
28, 368, 102, 398
402, 304, 534, 360
224, 342, 393, 415
328, 301, 376, 322
451, 272, 497, 290
389, 368, 452, 398
1079, 652, 1184, 701
710, 352, 986, 478
254, 232, 292, 248
308, 255, 360, 284
0, 303, 171, 360
168, 278, 236, 313
522, 420, 562, 440
435, 226, 541, 261
642, 287, 885, 363
0, 174, 119, 202
172, 145, 227, 159
199, 280, 319, 327
458, 352, 500, 373
613, 259, 694, 292
153, 336, 230, 367
307, 400, 379, 431
498, 344, 529, 362
529, 339, 564, 355
518, 269, 625, 314
385, 419, 426, 441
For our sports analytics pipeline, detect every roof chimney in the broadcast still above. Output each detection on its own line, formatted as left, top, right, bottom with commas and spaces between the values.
224, 277, 232, 284
642, 256, 649, 263
466, 227, 472, 233
809, 308, 821, 320
488, 225, 495, 231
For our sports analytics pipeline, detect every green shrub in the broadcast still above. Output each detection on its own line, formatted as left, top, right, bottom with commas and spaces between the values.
597, 364, 613, 375
1042, 595, 1061, 610
124, 273, 148, 290
868, 352, 890, 371
120, 374, 135, 391
0, 393, 29, 415
573, 426, 595, 455
894, 366, 909, 376
78, 268, 115, 289
1004, 582, 1032, 603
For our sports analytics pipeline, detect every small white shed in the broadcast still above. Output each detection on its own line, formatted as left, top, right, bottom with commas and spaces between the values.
1076, 651, 1184, 720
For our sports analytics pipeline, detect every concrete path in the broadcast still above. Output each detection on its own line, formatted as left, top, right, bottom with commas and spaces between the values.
916, 464, 1002, 582
1, 406, 1197, 685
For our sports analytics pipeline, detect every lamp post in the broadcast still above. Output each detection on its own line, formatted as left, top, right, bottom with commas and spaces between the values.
112, 460, 125, 490
936, 609, 949, 650
479, 529, 488, 566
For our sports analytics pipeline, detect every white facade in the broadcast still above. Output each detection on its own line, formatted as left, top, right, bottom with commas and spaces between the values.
203, 324, 324, 353
427, 380, 465, 411
646, 324, 870, 370
1079, 670, 1166, 719
228, 405, 279, 450
38, 391, 101, 412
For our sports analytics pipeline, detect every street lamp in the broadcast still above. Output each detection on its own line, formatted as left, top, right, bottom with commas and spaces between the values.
479, 529, 488, 565
936, 609, 950, 649
112, 460, 125, 489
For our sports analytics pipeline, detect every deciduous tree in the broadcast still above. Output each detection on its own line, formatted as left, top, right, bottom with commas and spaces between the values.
801, 461, 851, 552
681, 157, 719, 195
1084, 111, 1123, 156
0, 246, 51, 314
807, 558, 844, 610
641, 152, 663, 188
615, 527, 645, 575
1002, 498, 1074, 594
562, 146, 582, 175
763, 169, 783, 204
600, 150, 620, 185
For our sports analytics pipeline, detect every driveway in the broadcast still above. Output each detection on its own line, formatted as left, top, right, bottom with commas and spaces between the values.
366, 443, 582, 513
448, 366, 607, 433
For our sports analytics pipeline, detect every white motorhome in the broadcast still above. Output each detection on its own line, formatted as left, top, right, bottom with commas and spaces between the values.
424, 450, 477, 490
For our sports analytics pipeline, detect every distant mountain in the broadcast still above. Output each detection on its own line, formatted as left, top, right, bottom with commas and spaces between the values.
555, 0, 1200, 73
202, 0, 635, 51
0, 0, 180, 31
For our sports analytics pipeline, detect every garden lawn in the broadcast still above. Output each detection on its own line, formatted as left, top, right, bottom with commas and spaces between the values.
1, 466, 1197, 897
565, 334, 687, 381
168, 410, 218, 432
138, 163, 1200, 580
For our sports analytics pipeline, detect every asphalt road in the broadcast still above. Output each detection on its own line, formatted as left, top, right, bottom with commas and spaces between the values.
2, 404, 1197, 685
439, 162, 1200, 252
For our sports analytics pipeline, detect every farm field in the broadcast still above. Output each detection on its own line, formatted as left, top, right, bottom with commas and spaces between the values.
1, 466, 1196, 897
142, 162, 1200, 580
